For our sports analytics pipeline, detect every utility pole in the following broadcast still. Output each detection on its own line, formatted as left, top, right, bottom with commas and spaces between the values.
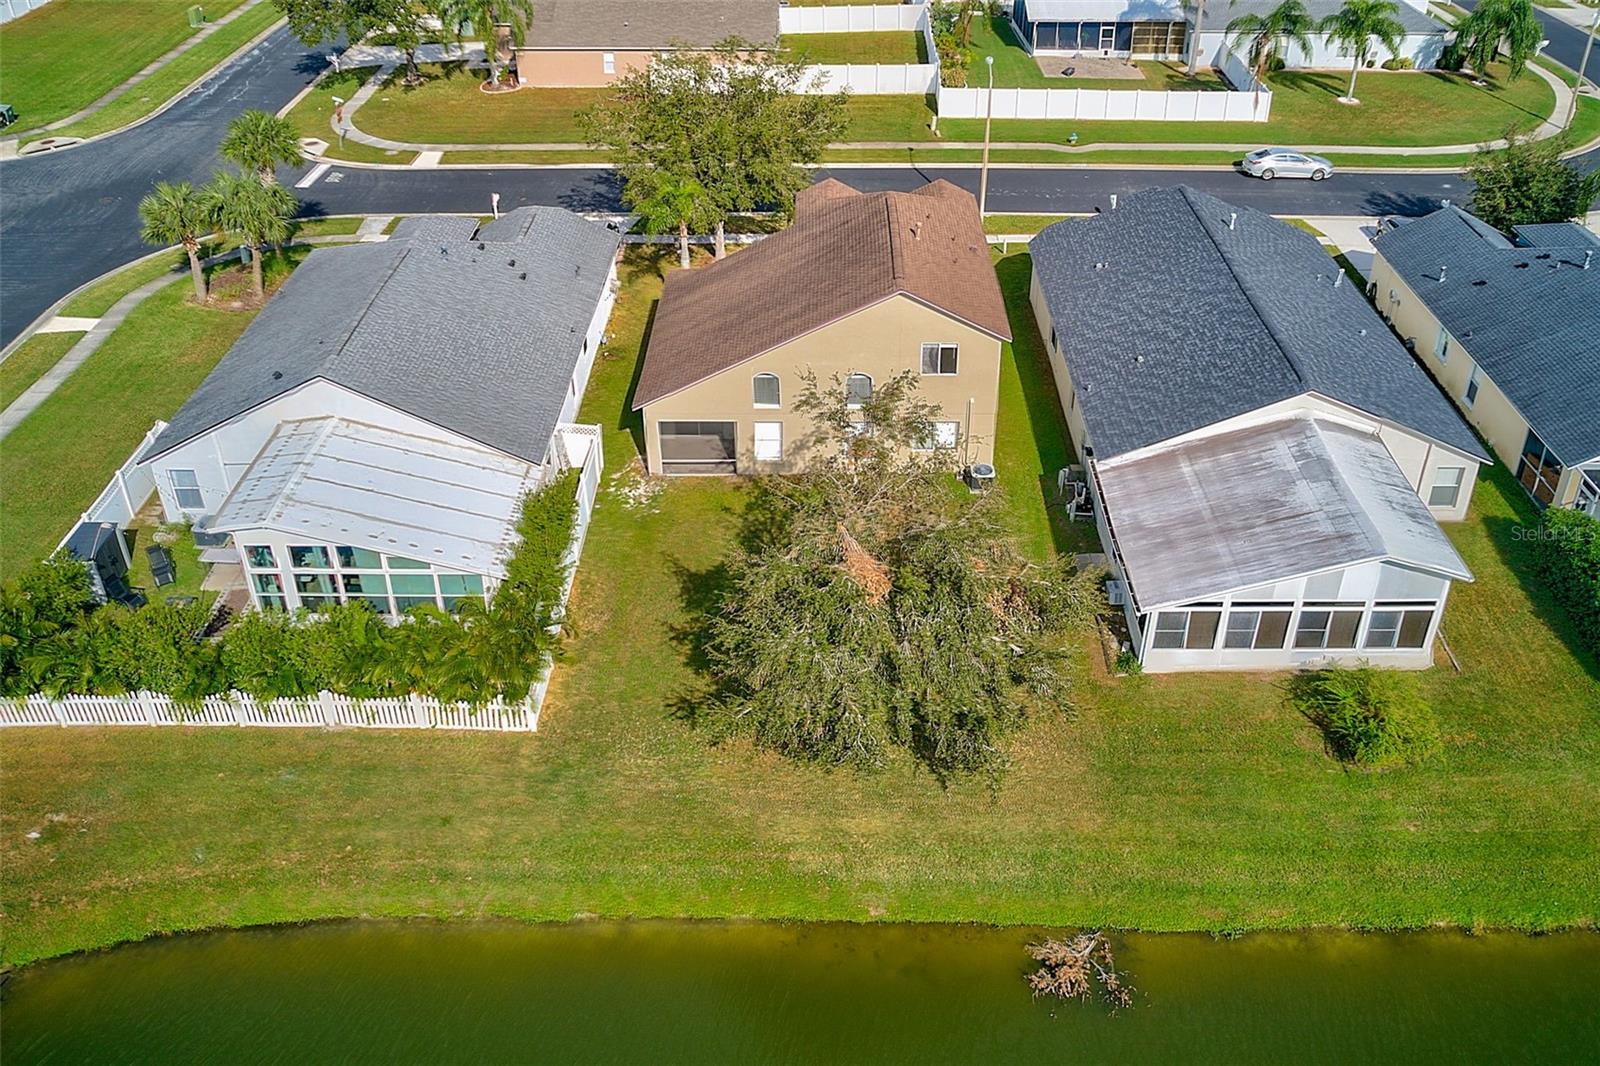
979, 55, 995, 217
1572, 8, 1599, 129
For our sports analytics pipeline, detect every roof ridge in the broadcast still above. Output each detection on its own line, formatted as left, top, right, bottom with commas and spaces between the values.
1180, 186, 1311, 389
886, 195, 904, 284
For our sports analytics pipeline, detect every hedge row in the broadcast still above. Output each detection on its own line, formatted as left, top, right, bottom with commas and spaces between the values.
0, 472, 579, 705
1530, 506, 1600, 662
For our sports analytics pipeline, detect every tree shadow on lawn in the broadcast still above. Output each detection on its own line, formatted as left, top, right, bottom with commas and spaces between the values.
665, 555, 736, 727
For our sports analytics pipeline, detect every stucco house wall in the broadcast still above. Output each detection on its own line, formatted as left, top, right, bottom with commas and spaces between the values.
639, 294, 1003, 475
515, 48, 655, 86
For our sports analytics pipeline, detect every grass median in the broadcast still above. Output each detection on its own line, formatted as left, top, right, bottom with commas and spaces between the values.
3, 246, 1595, 967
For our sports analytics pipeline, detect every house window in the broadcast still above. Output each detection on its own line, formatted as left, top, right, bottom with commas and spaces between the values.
845, 373, 873, 408
1515, 429, 1564, 507
1464, 364, 1481, 408
337, 546, 383, 570
292, 572, 337, 611
169, 469, 204, 510
752, 373, 780, 408
920, 343, 958, 375
1222, 608, 1293, 650
1293, 607, 1364, 650
916, 421, 961, 452
437, 573, 485, 613
1433, 325, 1450, 362
1150, 609, 1221, 650
387, 555, 431, 570
244, 545, 275, 569
391, 573, 439, 613
339, 573, 390, 614
252, 572, 286, 612
1364, 608, 1435, 650
753, 421, 783, 462
289, 545, 332, 569
602, 52, 616, 74
1428, 466, 1466, 509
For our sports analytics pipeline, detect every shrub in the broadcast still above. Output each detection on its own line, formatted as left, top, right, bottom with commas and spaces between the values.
1290, 664, 1441, 770
1529, 507, 1600, 661
1381, 56, 1415, 70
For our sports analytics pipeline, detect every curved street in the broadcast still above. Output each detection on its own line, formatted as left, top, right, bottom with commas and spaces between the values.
2, 9, 1596, 347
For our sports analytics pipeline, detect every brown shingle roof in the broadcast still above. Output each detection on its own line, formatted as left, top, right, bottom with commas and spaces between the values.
632, 179, 1011, 409
519, 0, 778, 50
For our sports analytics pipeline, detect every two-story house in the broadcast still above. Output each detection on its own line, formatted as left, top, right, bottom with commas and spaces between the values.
631, 178, 1013, 475
1030, 187, 1487, 672
1370, 207, 1599, 517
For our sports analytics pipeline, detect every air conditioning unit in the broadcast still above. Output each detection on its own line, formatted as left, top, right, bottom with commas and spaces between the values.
1106, 579, 1127, 607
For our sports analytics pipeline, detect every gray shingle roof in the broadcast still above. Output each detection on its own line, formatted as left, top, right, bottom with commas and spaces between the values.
519, 0, 778, 50
1376, 207, 1600, 465
143, 207, 621, 464
1512, 222, 1600, 250
1030, 185, 1487, 462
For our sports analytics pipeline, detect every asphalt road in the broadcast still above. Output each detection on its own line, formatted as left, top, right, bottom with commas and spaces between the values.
3, 12, 1596, 347
0, 26, 331, 346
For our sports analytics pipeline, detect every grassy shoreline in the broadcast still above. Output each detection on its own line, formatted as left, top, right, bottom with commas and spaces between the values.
3, 247, 1595, 967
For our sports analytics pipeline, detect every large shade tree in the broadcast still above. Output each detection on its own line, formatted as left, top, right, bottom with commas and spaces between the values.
584, 39, 847, 260
1466, 129, 1600, 232
220, 109, 304, 185
1319, 0, 1407, 103
1226, 0, 1316, 98
1454, 0, 1543, 80
138, 181, 214, 303
274, 0, 439, 84
689, 371, 1104, 784
202, 172, 297, 299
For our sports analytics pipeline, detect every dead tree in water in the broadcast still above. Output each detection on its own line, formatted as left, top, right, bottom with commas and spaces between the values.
1026, 932, 1133, 1010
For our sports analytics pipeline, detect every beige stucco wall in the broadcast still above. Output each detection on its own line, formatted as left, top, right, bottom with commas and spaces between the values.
1371, 254, 1587, 509
639, 294, 1003, 474
515, 48, 652, 86
1028, 268, 1090, 454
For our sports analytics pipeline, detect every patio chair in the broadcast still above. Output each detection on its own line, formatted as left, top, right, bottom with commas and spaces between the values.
146, 545, 177, 587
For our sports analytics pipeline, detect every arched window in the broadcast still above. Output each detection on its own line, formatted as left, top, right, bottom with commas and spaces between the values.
752, 372, 780, 408
845, 372, 872, 408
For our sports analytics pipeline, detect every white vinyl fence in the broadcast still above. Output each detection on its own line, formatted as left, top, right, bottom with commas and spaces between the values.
0, 691, 540, 730
0, 0, 51, 23
792, 4, 939, 96
935, 83, 1271, 122
779, 3, 923, 33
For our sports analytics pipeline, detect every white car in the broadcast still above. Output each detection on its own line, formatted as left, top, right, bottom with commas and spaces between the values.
1241, 148, 1334, 181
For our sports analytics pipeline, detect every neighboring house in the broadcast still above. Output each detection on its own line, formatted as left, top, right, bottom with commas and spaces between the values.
1370, 207, 1600, 517
1005, 0, 1447, 71
631, 178, 1012, 475
514, 0, 779, 86
137, 209, 623, 616
1029, 186, 1487, 672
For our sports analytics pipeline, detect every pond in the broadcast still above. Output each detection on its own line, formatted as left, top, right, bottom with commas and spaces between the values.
4, 921, 1596, 1063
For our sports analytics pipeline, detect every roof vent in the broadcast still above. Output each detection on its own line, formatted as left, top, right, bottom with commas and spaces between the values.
1333, 271, 1344, 289
507, 258, 516, 267
519, 271, 527, 280
478, 242, 486, 251
1437, 265, 1446, 282
1471, 279, 1487, 286
1585, 250, 1594, 271
1515, 261, 1530, 269
1358, 327, 1366, 336
1228, 212, 1237, 231
1134, 353, 1145, 364
1109, 194, 1117, 210
272, 371, 283, 380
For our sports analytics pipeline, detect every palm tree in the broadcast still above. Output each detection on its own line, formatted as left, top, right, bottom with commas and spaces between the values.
1226, 0, 1317, 98
1455, 0, 1543, 81
635, 175, 709, 269
138, 181, 214, 303
202, 172, 296, 300
1320, 0, 1407, 103
219, 109, 304, 185
439, 0, 537, 87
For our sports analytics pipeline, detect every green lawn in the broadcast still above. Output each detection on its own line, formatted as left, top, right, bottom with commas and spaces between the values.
0, 251, 305, 579
60, 249, 195, 318
284, 66, 419, 164
782, 31, 926, 65
353, 64, 603, 145
26, 1, 283, 145
2, 245, 1596, 967
984, 214, 1074, 234
0, 332, 81, 410
0, 0, 249, 135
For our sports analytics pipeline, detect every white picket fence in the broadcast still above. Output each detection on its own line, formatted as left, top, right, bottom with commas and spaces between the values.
935, 83, 1271, 121
780, 3, 923, 34
0, 691, 540, 731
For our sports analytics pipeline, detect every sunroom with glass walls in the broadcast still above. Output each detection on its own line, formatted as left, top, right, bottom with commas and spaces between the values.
235, 536, 492, 616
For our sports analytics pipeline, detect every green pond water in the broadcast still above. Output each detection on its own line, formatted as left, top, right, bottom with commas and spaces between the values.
4, 921, 1597, 1064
